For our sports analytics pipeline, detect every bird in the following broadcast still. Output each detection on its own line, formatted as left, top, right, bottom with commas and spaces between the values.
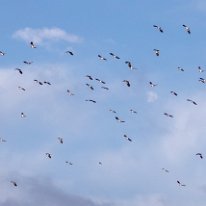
164, 112, 173, 118
58, 137, 63, 144
196, 153, 203, 159
115, 116, 125, 123
170, 91, 178, 96
101, 86, 109, 90
0, 138, 6, 143
187, 99, 197, 105
109, 109, 117, 114
43, 81, 51, 85
66, 89, 75, 96
45, 153, 52, 159
30, 41, 37, 48
177, 180, 186, 186
182, 24, 191, 34
98, 54, 107, 61
199, 77, 206, 83
95, 78, 106, 84
162, 168, 169, 173
123, 134, 132, 142
21, 112, 26, 118
123, 80, 130, 87
18, 86, 26, 91
34, 80, 43, 85
85, 75, 93, 80
149, 81, 158, 87
15, 68, 23, 74
85, 99, 96, 103
98, 161, 102, 165
198, 66, 204, 73
125, 61, 136, 70
153, 25, 164, 33
65, 161, 73, 165
153, 49, 160, 56
0, 51, 6, 56
109, 52, 120, 59
10, 181, 17, 187
85, 83, 94, 90
65, 50, 74, 55
23, 60, 33, 65
178, 67, 184, 72
130, 109, 137, 114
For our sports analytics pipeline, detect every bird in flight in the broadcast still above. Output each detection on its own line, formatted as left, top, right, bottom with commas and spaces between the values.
58, 137, 63, 144
198, 66, 204, 73
30, 41, 37, 48
85, 83, 94, 90
109, 109, 117, 114
178, 67, 184, 72
199, 77, 206, 84
21, 112, 26, 118
162, 168, 169, 173
115, 116, 125, 123
0, 138, 6, 143
65, 50, 74, 55
130, 109, 137, 114
186, 99, 197, 105
45, 153, 52, 159
34, 79, 43, 85
196, 153, 203, 159
44, 81, 51, 85
101, 86, 109, 90
98, 54, 107, 61
23, 60, 33, 65
164, 112, 173, 118
109, 52, 120, 59
10, 181, 18, 187
149, 81, 158, 87
0, 51, 6, 56
18, 86, 26, 91
85, 75, 93, 80
170, 91, 178, 96
67, 89, 75, 96
15, 68, 23, 74
177, 180, 186, 186
95, 78, 106, 84
153, 25, 164, 33
182, 24, 191, 34
123, 80, 130, 87
85, 99, 96, 103
153, 49, 160, 56
123, 134, 132, 142
125, 61, 136, 70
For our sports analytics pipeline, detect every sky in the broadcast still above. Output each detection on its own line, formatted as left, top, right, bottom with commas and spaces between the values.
0, 0, 206, 205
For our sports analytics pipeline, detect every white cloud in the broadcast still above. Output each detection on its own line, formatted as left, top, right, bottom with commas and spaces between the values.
12, 27, 82, 44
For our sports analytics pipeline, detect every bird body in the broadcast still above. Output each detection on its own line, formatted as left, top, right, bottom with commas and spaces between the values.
153, 25, 163, 33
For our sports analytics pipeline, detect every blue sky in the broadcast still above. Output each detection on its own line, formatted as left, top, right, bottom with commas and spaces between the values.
0, 0, 206, 205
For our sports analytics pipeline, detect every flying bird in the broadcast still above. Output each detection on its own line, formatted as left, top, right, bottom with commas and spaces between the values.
0, 51, 6, 56
18, 86, 26, 91
115, 116, 125, 123
65, 50, 74, 55
45, 153, 52, 159
101, 86, 109, 90
0, 138, 6, 143
10, 181, 17, 187
34, 80, 43, 85
170, 91, 178, 96
98, 161, 102, 165
85, 99, 96, 103
23, 60, 33, 65
44, 81, 51, 85
95, 78, 106, 84
149, 81, 158, 87
198, 66, 204, 73
186, 99, 197, 105
30, 41, 37, 48
123, 134, 132, 142
67, 89, 75, 96
109, 52, 120, 59
125, 61, 136, 70
199, 77, 206, 83
85, 83, 94, 90
153, 49, 160, 56
15, 68, 23, 74
182, 24, 191, 34
130, 109, 137, 114
123, 80, 130, 87
177, 180, 186, 186
85, 75, 93, 80
98, 54, 107, 61
21, 112, 26, 118
153, 25, 163, 33
178, 67, 184, 72
196, 153, 203, 159
164, 112, 173, 118
58, 137, 63, 144
162, 168, 169, 173
109, 109, 117, 114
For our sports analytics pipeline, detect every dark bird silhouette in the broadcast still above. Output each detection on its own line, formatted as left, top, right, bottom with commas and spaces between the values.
109, 52, 120, 59
198, 66, 204, 73
95, 78, 106, 84
123, 134, 132, 142
115, 116, 125, 123
178, 67, 184, 72
44, 81, 51, 85
58, 137, 63, 144
34, 80, 43, 85
164, 112, 173, 118
101, 86, 109, 90
153, 49, 160, 56
199, 77, 206, 83
15, 68, 23, 74
177, 180, 186, 186
109, 109, 117, 114
46, 153, 52, 159
67, 89, 75, 96
170, 91, 178, 96
0, 138, 6, 143
125, 61, 136, 70
187, 99, 197, 105
65, 50, 74, 55
23, 60, 33, 65
153, 25, 163, 33
18, 86, 26, 91
85, 83, 94, 90
10, 181, 17, 187
182, 24, 191, 34
85, 99, 96, 103
130, 109, 137, 114
21, 112, 26, 118
0, 51, 6, 56
149, 81, 158, 87
196, 153, 203, 159
30, 41, 36, 48
162, 168, 169, 173
85, 75, 93, 80
123, 80, 130, 87
98, 54, 107, 61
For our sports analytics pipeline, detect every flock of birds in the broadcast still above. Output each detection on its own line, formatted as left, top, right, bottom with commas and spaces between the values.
1, 24, 204, 191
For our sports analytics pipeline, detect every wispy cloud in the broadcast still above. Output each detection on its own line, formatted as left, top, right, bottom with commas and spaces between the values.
12, 27, 82, 44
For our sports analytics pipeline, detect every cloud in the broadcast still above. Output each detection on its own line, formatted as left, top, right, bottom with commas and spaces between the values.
146, 91, 158, 103
12, 27, 82, 44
